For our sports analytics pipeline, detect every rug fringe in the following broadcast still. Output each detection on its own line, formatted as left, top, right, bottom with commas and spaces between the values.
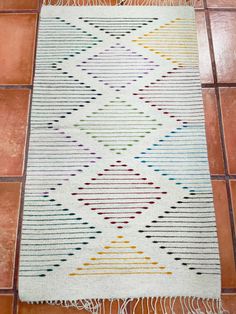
43, 0, 113, 5
42, 0, 198, 6
117, 0, 196, 5
27, 297, 230, 314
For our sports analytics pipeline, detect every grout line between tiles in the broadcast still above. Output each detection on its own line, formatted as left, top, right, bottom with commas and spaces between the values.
0, 289, 15, 294
202, 83, 236, 88
216, 83, 236, 87
204, 0, 236, 264
207, 8, 236, 11
12, 13, 41, 314
222, 288, 236, 294
0, 177, 23, 182
211, 175, 236, 180
0, 85, 33, 90
0, 10, 39, 14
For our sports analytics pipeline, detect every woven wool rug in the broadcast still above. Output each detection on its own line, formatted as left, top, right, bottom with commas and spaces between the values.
19, 1, 222, 313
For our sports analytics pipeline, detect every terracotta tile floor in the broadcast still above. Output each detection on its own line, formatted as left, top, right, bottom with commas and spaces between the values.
0, 0, 235, 313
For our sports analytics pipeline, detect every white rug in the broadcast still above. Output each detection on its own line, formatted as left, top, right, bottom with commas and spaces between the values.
19, 4, 222, 313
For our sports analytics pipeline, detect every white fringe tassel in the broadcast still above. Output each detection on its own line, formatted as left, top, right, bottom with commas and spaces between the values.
117, 0, 197, 5
42, 0, 200, 6
28, 297, 230, 314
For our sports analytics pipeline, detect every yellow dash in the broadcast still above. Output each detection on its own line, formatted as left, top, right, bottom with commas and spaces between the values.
90, 257, 151, 261
97, 251, 143, 255
76, 267, 161, 271
106, 246, 137, 249
69, 272, 173, 276
84, 262, 158, 266
117, 236, 124, 238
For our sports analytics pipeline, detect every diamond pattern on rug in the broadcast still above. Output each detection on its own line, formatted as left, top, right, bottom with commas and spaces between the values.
78, 17, 158, 39
134, 125, 210, 191
27, 130, 102, 185
139, 193, 220, 276
33, 72, 102, 110
72, 161, 167, 229
33, 17, 103, 123
19, 7, 221, 302
20, 211, 102, 278
69, 235, 172, 277
134, 67, 207, 190
77, 43, 159, 91
20, 130, 103, 278
38, 16, 102, 64
74, 97, 162, 155
133, 67, 202, 123
132, 18, 198, 67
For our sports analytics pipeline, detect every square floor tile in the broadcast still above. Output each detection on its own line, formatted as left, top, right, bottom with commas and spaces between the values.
219, 87, 236, 175
202, 88, 224, 175
210, 11, 236, 83
207, 0, 236, 8
0, 14, 37, 85
212, 180, 236, 289
0, 294, 14, 314
0, 0, 39, 10
0, 182, 21, 289
195, 12, 214, 84
229, 180, 236, 235
222, 294, 236, 313
0, 89, 30, 176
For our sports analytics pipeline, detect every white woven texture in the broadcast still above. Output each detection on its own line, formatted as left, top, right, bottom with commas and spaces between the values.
19, 6, 221, 303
